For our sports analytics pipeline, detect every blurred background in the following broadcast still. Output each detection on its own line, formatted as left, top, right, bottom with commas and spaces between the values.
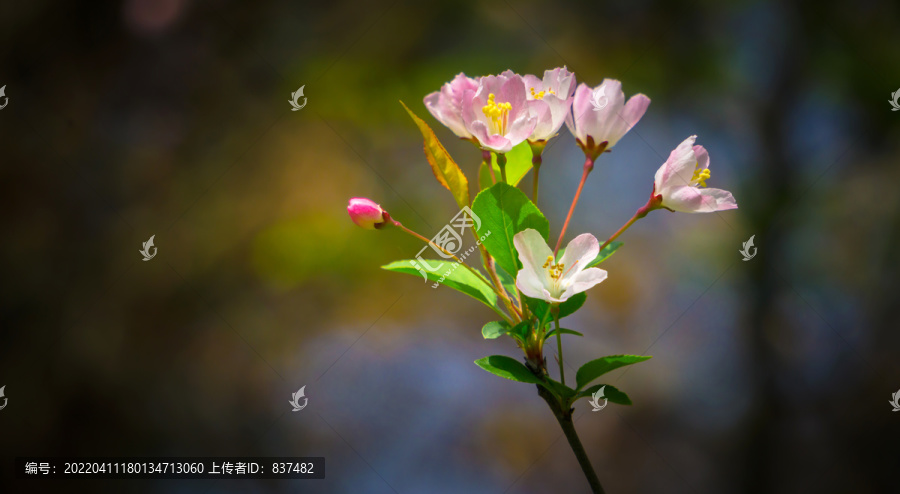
2, 0, 899, 492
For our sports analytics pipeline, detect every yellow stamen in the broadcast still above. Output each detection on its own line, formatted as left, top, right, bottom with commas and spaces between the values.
544, 257, 567, 281
530, 87, 556, 100
482, 93, 512, 135
691, 162, 711, 188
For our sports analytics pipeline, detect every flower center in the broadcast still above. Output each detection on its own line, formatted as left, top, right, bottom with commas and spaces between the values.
691, 162, 711, 187
529, 87, 556, 100
481, 93, 512, 135
542, 255, 579, 289
542, 255, 566, 281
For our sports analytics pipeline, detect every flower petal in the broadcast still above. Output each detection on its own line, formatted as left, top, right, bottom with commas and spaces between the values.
468, 120, 513, 153
664, 186, 738, 213
565, 83, 594, 141
523, 74, 543, 96
543, 67, 576, 100
587, 79, 626, 144
559, 267, 608, 302
504, 110, 538, 147
513, 228, 554, 301
605, 93, 650, 147
558, 233, 600, 280
655, 135, 698, 192
497, 74, 526, 113
527, 98, 555, 140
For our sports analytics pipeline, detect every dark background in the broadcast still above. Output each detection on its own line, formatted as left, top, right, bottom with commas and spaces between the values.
2, 0, 899, 492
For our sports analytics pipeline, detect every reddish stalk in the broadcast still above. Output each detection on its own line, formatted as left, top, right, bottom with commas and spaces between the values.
554, 155, 594, 256
483, 149, 497, 184
597, 192, 661, 253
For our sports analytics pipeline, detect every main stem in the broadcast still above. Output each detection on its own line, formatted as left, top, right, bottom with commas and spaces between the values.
532, 153, 542, 204
554, 155, 594, 256
536, 385, 606, 493
553, 307, 564, 385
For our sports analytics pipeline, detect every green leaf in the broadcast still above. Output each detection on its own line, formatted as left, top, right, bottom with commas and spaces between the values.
543, 328, 584, 340
471, 182, 549, 278
577, 383, 633, 405
400, 101, 470, 209
482, 321, 510, 339
525, 292, 587, 323
382, 260, 500, 314
586, 241, 623, 268
575, 355, 653, 390
478, 142, 533, 190
474, 355, 543, 385
509, 320, 531, 342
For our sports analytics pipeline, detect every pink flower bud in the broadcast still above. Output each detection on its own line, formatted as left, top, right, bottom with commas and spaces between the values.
347, 197, 388, 229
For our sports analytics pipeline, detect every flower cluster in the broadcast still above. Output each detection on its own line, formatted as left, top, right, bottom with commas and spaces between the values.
422, 68, 653, 157
346, 66, 737, 429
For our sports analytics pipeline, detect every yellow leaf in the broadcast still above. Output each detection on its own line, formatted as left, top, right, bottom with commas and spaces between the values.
400, 101, 470, 208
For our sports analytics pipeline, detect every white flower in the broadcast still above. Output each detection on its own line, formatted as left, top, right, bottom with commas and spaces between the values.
513, 229, 608, 304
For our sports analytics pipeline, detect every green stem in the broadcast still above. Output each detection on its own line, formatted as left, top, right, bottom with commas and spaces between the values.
553, 307, 564, 385
497, 152, 508, 184
536, 384, 606, 493
528, 140, 546, 205
538, 303, 554, 339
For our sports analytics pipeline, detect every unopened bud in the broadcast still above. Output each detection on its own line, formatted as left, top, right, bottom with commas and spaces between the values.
347, 197, 388, 229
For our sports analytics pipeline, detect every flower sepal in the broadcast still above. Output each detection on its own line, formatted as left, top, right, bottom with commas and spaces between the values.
575, 135, 609, 162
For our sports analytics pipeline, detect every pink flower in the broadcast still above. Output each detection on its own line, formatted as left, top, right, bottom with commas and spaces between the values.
462, 71, 538, 153
565, 79, 650, 158
523, 67, 576, 143
424, 73, 480, 140
652, 136, 737, 213
347, 197, 388, 229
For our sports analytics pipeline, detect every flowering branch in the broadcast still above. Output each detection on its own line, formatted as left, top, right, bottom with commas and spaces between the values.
350, 69, 738, 493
